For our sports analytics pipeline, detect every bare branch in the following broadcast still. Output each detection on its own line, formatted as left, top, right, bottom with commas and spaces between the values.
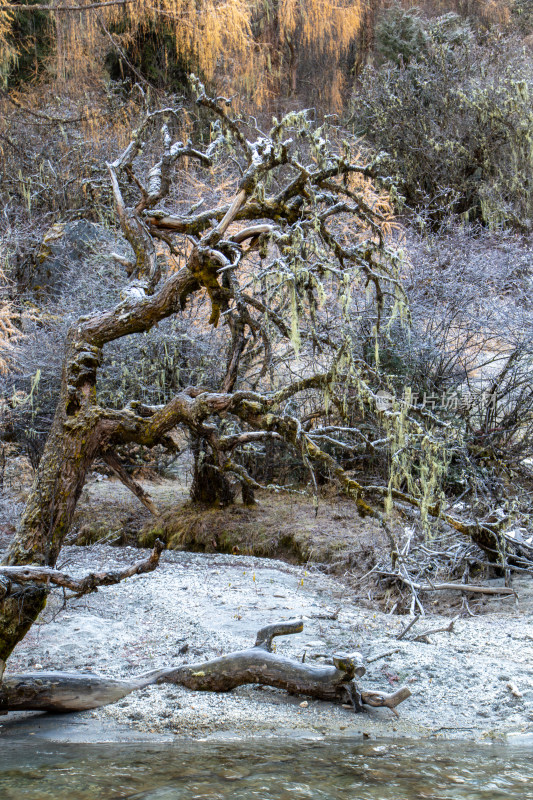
413, 617, 458, 643
396, 614, 420, 640
0, 541, 164, 597
380, 573, 517, 597
218, 430, 281, 451
101, 450, 159, 516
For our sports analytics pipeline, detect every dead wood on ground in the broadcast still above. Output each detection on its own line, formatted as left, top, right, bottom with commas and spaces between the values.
0, 619, 411, 716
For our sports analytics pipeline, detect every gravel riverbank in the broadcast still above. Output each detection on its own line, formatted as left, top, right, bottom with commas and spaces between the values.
2, 544, 533, 744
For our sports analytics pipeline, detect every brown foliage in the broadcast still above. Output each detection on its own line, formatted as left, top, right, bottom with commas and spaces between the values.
0, 0, 364, 107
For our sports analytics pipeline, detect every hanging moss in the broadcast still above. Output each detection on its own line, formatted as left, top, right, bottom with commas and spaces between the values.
1, 3, 52, 88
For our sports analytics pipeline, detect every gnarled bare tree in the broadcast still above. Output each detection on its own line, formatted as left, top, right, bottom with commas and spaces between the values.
0, 83, 409, 707
4, 80, 525, 715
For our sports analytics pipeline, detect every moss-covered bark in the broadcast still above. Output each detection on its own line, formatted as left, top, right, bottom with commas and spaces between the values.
0, 333, 105, 662
190, 438, 235, 506
0, 587, 48, 665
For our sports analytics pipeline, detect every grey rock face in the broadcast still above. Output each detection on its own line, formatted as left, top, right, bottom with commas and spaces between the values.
31, 221, 131, 299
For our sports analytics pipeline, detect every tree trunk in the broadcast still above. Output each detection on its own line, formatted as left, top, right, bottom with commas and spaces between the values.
241, 482, 256, 505
0, 262, 198, 664
190, 438, 235, 507
0, 335, 103, 663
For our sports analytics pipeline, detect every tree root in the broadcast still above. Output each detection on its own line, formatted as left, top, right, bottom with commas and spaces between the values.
0, 619, 410, 716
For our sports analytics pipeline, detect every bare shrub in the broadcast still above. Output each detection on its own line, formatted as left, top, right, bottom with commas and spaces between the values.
351, 20, 533, 229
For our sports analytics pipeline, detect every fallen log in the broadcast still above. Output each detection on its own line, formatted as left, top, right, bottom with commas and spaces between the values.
0, 619, 411, 716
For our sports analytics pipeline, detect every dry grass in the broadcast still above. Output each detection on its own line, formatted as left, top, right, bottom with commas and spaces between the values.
138, 489, 388, 575
64, 476, 389, 576
70, 477, 188, 546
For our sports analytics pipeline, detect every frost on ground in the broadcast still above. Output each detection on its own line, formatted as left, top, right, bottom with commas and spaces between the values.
3, 544, 533, 743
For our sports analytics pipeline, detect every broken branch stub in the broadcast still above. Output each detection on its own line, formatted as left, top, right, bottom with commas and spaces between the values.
0, 619, 411, 716
254, 618, 304, 650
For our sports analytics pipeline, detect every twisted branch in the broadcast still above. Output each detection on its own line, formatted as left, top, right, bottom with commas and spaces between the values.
0, 541, 163, 597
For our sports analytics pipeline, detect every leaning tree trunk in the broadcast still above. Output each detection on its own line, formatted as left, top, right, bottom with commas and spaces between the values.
0, 253, 200, 670
0, 335, 104, 668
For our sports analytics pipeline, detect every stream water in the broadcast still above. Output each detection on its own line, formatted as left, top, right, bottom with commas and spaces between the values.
1, 738, 532, 799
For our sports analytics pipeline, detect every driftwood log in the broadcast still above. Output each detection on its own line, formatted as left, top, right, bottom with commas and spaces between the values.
0, 619, 410, 716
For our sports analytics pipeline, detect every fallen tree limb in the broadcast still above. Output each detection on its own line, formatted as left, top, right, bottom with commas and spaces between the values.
366, 648, 401, 664
0, 619, 411, 715
412, 617, 458, 643
413, 582, 516, 596
379, 573, 517, 597
0, 541, 163, 597
396, 614, 420, 640
395, 613, 458, 643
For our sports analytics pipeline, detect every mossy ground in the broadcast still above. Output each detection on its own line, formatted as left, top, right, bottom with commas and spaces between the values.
140, 494, 388, 574
70, 477, 188, 547
71, 477, 388, 577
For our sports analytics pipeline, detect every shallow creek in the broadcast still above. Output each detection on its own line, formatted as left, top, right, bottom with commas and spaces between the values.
1, 738, 532, 799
